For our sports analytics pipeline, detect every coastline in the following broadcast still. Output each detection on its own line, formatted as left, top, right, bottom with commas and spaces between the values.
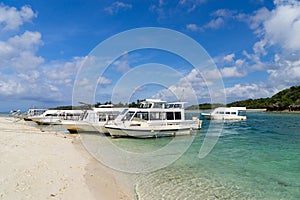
0, 116, 133, 200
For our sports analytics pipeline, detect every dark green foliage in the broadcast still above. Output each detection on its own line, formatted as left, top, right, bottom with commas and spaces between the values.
227, 86, 300, 111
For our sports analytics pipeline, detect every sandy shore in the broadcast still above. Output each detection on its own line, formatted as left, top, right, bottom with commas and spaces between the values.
0, 116, 133, 200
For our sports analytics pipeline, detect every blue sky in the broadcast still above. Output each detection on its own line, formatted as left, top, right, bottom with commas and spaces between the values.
1, 0, 300, 111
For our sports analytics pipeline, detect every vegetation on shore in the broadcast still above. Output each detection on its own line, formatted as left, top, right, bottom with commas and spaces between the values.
186, 86, 300, 111
228, 86, 300, 111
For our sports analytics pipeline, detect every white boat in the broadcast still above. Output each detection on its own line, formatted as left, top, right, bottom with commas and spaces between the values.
16, 108, 47, 121
105, 99, 202, 138
60, 105, 123, 133
31, 110, 83, 125
201, 107, 247, 120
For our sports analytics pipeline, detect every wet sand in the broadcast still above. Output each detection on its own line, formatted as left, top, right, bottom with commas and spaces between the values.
0, 116, 133, 200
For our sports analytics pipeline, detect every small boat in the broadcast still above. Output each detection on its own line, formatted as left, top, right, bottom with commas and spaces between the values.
201, 107, 247, 120
31, 110, 83, 125
22, 108, 48, 121
60, 105, 123, 133
105, 99, 202, 138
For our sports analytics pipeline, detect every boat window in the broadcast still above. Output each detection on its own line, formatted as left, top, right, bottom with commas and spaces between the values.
140, 103, 151, 108
166, 104, 173, 108
174, 104, 182, 108
134, 112, 149, 120
108, 114, 115, 120
150, 112, 162, 120
225, 112, 230, 114
99, 113, 107, 121
166, 112, 174, 120
238, 110, 246, 116
219, 111, 224, 114
231, 112, 236, 115
153, 103, 165, 108
120, 109, 128, 115
174, 112, 181, 120
123, 111, 135, 121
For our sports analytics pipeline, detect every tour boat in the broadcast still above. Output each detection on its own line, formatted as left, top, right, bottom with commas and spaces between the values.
30, 109, 83, 125
201, 107, 247, 120
60, 105, 123, 133
16, 108, 47, 121
105, 99, 202, 138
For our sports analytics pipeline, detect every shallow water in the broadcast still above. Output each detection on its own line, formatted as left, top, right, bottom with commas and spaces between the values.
132, 112, 300, 199
24, 111, 300, 199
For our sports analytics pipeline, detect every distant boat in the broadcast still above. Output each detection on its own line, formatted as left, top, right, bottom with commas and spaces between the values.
105, 99, 202, 138
9, 109, 22, 117
201, 107, 247, 120
22, 108, 48, 121
30, 109, 83, 125
60, 105, 123, 133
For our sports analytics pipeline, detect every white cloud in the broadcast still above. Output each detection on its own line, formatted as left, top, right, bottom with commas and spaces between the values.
178, 0, 206, 12
97, 76, 112, 85
113, 52, 131, 73
263, 1, 300, 50
0, 79, 25, 96
221, 66, 245, 78
0, 31, 44, 71
186, 24, 201, 31
203, 17, 224, 30
239, 7, 271, 34
268, 53, 300, 89
44, 56, 85, 86
223, 53, 235, 62
226, 83, 275, 100
104, 1, 132, 15
0, 4, 37, 31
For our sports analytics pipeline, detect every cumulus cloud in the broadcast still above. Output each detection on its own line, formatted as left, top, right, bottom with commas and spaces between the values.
226, 83, 276, 101
221, 66, 245, 78
186, 23, 201, 31
268, 52, 300, 89
264, 0, 300, 50
0, 4, 37, 31
104, 1, 132, 15
113, 52, 131, 73
243, 0, 300, 90
223, 53, 235, 62
97, 76, 112, 85
0, 31, 44, 71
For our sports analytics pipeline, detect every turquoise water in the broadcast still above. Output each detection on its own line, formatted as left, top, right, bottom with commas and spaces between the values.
123, 112, 300, 199
19, 111, 299, 199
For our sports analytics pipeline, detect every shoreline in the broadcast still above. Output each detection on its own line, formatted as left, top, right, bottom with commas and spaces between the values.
0, 116, 133, 200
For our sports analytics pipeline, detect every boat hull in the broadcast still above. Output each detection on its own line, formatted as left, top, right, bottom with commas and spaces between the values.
61, 120, 108, 134
105, 125, 192, 138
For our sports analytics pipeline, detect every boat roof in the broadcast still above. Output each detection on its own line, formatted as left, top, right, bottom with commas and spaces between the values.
214, 107, 246, 111
143, 99, 166, 103
168, 102, 187, 105
98, 104, 114, 108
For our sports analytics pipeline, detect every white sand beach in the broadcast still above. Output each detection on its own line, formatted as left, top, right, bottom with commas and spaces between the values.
0, 116, 133, 200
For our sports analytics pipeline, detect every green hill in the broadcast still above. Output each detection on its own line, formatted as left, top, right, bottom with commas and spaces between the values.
227, 86, 300, 111
186, 86, 300, 111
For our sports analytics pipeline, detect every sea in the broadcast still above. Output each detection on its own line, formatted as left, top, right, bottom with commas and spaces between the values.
108, 111, 300, 199
5, 111, 300, 199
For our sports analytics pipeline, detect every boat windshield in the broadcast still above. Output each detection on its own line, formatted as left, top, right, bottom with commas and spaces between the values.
123, 111, 135, 121
238, 110, 246, 116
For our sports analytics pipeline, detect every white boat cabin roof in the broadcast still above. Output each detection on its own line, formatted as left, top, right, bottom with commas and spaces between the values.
140, 99, 186, 109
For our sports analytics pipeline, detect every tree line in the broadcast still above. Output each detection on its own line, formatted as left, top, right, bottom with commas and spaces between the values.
186, 86, 300, 111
